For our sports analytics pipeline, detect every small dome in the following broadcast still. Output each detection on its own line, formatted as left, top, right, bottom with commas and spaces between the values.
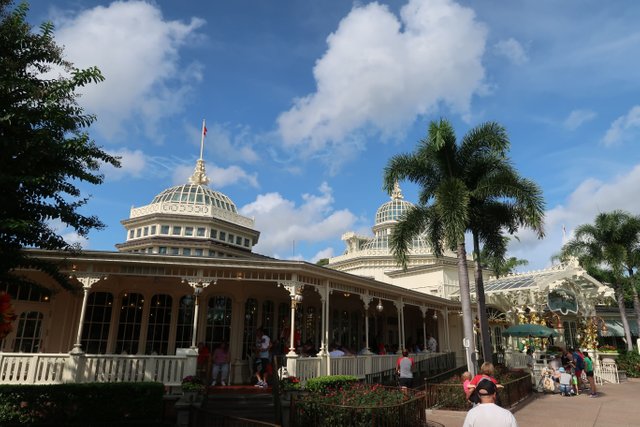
375, 198, 414, 224
151, 184, 237, 213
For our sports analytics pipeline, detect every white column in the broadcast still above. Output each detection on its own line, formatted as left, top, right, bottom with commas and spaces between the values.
279, 277, 303, 376
318, 283, 329, 356
183, 276, 214, 349
361, 294, 373, 354
420, 307, 428, 351
70, 274, 105, 354
444, 307, 451, 351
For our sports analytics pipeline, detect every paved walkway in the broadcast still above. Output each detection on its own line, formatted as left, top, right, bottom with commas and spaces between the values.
427, 378, 640, 427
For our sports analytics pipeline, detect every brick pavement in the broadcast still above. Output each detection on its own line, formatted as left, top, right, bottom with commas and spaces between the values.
426, 378, 640, 427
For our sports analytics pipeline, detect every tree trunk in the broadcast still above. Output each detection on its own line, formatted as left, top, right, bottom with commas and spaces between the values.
615, 284, 634, 352
472, 232, 493, 364
457, 242, 477, 375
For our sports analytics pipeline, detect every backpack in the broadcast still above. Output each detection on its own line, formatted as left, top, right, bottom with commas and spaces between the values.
573, 351, 584, 370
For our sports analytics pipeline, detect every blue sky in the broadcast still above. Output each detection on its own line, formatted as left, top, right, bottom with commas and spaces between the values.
27, 0, 640, 270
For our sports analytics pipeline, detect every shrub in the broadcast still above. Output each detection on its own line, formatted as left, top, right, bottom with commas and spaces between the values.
616, 351, 640, 378
305, 375, 359, 394
0, 382, 164, 426
294, 383, 425, 426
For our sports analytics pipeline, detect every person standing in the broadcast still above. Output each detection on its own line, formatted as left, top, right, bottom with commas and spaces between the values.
427, 334, 438, 352
254, 327, 271, 388
583, 351, 597, 397
396, 349, 414, 391
463, 380, 518, 427
196, 342, 210, 383
211, 342, 230, 386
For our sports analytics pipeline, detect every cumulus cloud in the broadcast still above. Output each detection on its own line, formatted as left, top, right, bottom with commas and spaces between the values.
493, 38, 529, 65
102, 148, 147, 181
602, 105, 640, 146
277, 0, 487, 155
563, 109, 597, 130
172, 163, 259, 188
311, 247, 335, 263
508, 163, 640, 270
240, 183, 358, 257
53, 1, 205, 140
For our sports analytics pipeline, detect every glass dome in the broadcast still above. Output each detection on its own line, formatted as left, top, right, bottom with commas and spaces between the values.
151, 184, 237, 213
375, 198, 413, 224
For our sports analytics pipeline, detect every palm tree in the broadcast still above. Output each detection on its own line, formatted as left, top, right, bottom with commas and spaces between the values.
383, 118, 544, 371
478, 237, 529, 279
561, 211, 640, 351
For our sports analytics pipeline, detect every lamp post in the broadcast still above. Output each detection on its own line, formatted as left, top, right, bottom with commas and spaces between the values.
190, 282, 204, 349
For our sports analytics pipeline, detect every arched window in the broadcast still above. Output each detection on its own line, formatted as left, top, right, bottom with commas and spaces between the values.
206, 296, 232, 350
13, 311, 43, 353
115, 292, 144, 354
81, 292, 113, 354
146, 294, 172, 355
242, 298, 258, 359
175, 295, 194, 350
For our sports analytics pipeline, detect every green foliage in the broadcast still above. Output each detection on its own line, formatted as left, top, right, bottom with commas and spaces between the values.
0, 0, 120, 290
0, 382, 164, 426
304, 375, 359, 394
294, 383, 425, 426
616, 350, 640, 378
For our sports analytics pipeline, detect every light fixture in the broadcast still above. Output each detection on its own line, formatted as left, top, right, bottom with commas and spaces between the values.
294, 293, 303, 303
343, 292, 350, 298
376, 299, 384, 312
432, 312, 438, 320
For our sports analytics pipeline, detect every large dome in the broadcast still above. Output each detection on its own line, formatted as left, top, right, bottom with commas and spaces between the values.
151, 184, 237, 213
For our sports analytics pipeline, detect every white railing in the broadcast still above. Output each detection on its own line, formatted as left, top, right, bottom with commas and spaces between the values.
504, 351, 528, 368
293, 352, 448, 383
0, 353, 196, 386
594, 358, 619, 385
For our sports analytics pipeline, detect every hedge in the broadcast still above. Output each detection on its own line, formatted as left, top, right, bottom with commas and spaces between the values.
0, 382, 166, 426
304, 375, 359, 394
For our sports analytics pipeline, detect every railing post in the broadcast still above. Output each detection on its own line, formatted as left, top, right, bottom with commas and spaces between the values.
184, 348, 198, 379
63, 352, 85, 383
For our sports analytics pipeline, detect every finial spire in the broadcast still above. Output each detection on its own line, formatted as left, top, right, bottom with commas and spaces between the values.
391, 179, 403, 200
189, 119, 209, 185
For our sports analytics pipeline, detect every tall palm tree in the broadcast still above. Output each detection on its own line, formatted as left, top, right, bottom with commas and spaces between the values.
561, 211, 639, 351
383, 118, 544, 371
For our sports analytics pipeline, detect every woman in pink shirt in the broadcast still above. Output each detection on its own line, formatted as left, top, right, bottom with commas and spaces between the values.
211, 342, 230, 386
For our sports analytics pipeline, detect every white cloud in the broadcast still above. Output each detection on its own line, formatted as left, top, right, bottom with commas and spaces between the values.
48, 219, 89, 249
311, 248, 335, 263
277, 0, 487, 155
493, 38, 528, 65
53, 1, 205, 140
172, 163, 259, 189
185, 122, 260, 164
508, 163, 640, 270
240, 183, 358, 257
602, 105, 640, 146
102, 148, 147, 180
563, 109, 597, 130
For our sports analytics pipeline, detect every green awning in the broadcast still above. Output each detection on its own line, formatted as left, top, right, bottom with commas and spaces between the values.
601, 320, 639, 337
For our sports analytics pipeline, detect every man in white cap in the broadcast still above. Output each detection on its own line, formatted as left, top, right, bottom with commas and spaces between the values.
463, 379, 518, 427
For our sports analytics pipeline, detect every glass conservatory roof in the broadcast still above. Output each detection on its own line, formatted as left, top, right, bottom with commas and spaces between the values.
151, 184, 237, 213
375, 180, 414, 225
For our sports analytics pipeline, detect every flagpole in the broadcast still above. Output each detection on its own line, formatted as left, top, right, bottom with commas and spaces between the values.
200, 119, 206, 159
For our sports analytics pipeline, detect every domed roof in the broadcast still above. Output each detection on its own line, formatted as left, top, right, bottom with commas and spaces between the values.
151, 184, 237, 213
375, 181, 414, 225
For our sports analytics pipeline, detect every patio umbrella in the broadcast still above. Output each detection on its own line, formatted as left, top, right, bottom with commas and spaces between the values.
502, 324, 559, 337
